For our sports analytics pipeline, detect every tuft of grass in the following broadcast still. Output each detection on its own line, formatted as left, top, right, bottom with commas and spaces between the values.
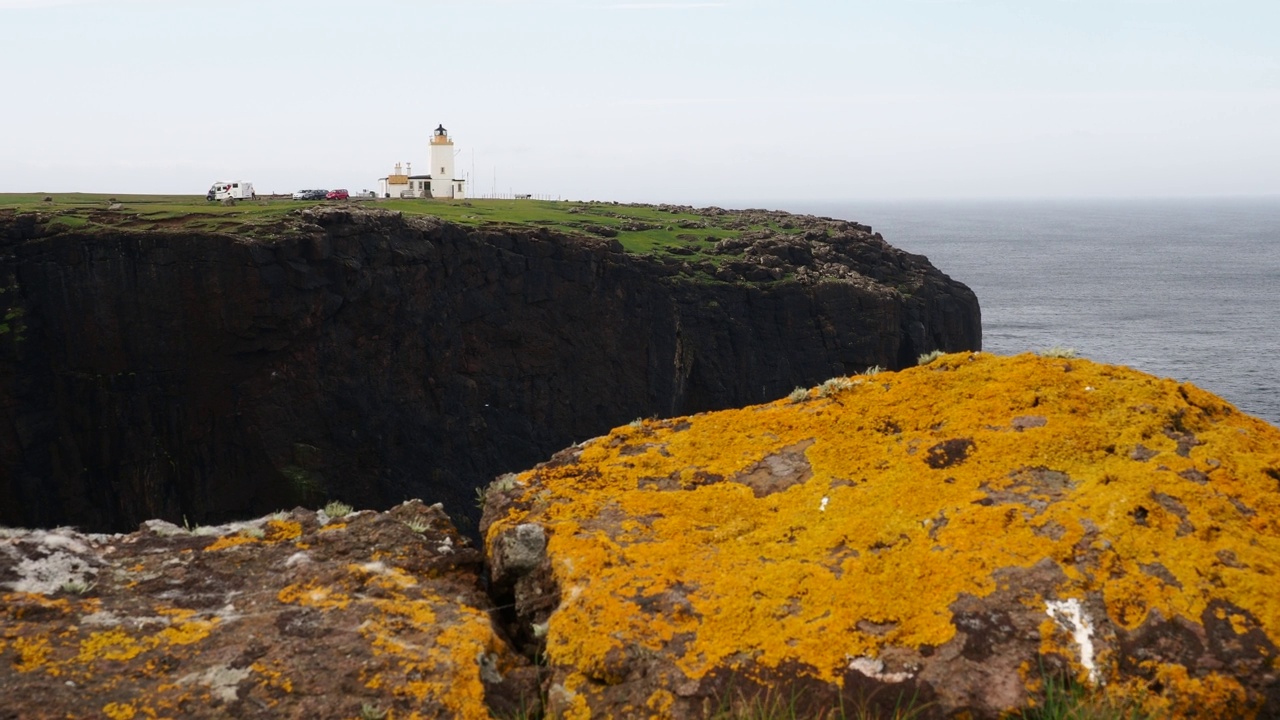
359, 703, 387, 720
403, 518, 430, 534
1038, 346, 1078, 359
787, 387, 810, 403
480, 473, 520, 509
817, 377, 856, 398
916, 350, 945, 365
861, 365, 884, 376
1011, 675, 1151, 720
323, 500, 353, 518
709, 686, 929, 720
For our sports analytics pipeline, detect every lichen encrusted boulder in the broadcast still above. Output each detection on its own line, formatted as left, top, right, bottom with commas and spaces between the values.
481, 352, 1280, 719
0, 500, 537, 720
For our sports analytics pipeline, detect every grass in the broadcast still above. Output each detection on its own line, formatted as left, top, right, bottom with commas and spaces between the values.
0, 193, 815, 282
916, 350, 945, 365
1010, 675, 1152, 720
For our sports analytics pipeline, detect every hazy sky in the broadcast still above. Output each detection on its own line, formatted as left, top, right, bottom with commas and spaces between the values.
1, 0, 1277, 203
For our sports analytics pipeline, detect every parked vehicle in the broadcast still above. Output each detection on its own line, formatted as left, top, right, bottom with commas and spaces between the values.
206, 182, 255, 201
325, 189, 349, 200
292, 189, 327, 200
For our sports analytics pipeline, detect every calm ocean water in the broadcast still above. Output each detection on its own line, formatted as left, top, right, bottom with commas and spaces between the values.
785, 199, 1280, 427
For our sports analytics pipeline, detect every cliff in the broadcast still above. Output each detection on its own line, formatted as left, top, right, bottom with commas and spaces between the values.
0, 203, 980, 534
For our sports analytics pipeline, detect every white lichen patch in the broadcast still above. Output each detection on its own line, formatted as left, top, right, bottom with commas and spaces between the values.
284, 551, 311, 568
846, 655, 914, 683
1045, 598, 1098, 684
2, 531, 99, 595
80, 610, 125, 627
178, 664, 254, 703
436, 536, 455, 555
140, 519, 189, 537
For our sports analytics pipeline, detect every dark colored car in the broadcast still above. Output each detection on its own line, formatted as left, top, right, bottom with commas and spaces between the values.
326, 189, 349, 200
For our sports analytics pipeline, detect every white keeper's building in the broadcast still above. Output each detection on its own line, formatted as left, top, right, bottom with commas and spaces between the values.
377, 124, 467, 200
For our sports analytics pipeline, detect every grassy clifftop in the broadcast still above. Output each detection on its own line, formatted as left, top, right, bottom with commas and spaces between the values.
0, 194, 867, 274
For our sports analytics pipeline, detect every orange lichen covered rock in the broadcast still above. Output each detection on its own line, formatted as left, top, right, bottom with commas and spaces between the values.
0, 501, 536, 719
481, 353, 1280, 719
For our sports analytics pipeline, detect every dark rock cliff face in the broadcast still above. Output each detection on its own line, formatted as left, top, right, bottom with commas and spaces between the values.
0, 207, 980, 534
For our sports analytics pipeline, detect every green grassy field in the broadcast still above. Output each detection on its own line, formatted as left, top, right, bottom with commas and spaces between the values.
0, 193, 808, 270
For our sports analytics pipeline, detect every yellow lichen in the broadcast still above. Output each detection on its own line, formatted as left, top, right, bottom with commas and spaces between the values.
78, 629, 146, 663
12, 635, 53, 672
490, 353, 1280, 699
646, 688, 675, 718
266, 519, 304, 541
158, 619, 217, 646
203, 534, 257, 552
251, 661, 295, 694
277, 581, 352, 611
102, 701, 137, 720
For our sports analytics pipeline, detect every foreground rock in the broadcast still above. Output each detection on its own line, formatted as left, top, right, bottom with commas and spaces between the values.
483, 353, 1280, 719
0, 500, 536, 719
0, 205, 979, 535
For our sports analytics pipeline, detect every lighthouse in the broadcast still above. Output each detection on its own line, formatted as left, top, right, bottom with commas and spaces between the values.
429, 124, 465, 199
376, 124, 467, 199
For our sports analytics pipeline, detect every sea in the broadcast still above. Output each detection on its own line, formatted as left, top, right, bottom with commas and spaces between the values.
784, 199, 1280, 428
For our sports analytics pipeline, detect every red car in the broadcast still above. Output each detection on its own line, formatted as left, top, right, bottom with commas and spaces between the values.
326, 189, 349, 200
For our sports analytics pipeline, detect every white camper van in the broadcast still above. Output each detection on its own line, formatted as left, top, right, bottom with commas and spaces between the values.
206, 182, 255, 201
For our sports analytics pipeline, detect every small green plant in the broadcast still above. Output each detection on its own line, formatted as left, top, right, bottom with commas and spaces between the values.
242, 526, 265, 539
916, 350, 945, 365
474, 486, 488, 509
787, 387, 809, 403
861, 365, 883, 376
404, 518, 430, 534
359, 703, 387, 720
324, 500, 353, 518
629, 417, 644, 428
1038, 346, 1078, 359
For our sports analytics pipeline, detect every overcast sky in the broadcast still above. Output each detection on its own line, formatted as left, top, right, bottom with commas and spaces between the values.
1, 0, 1277, 203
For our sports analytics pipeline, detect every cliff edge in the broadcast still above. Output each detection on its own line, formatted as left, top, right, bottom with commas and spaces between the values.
0, 204, 980, 534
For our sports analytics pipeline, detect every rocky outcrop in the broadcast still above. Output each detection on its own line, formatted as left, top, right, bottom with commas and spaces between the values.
482, 353, 1280, 719
0, 206, 979, 534
0, 500, 537, 719
5, 353, 1278, 719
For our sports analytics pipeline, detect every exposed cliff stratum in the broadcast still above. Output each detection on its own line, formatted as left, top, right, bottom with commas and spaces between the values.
0, 203, 980, 534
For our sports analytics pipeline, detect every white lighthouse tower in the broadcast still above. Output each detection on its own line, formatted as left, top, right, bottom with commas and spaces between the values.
429, 124, 465, 199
